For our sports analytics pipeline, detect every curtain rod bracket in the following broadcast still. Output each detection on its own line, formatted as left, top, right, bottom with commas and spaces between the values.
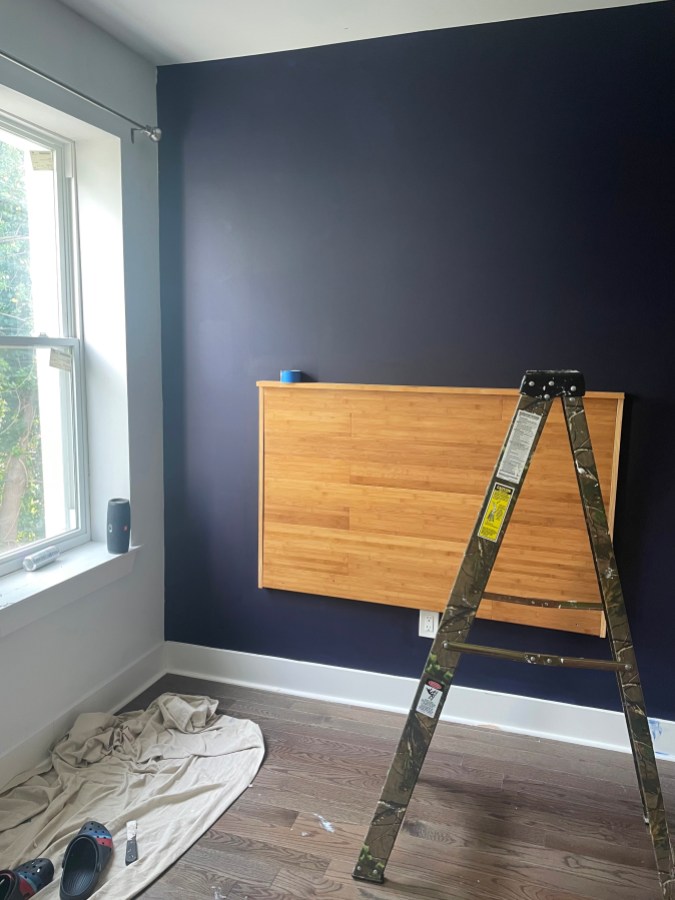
131, 126, 162, 143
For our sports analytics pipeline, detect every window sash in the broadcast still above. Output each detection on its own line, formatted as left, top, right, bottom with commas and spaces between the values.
0, 338, 89, 575
0, 115, 89, 574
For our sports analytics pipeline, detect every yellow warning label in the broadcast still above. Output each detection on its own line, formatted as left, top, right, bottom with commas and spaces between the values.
478, 483, 514, 542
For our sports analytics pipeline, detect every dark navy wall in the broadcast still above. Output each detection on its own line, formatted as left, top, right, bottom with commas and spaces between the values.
158, 3, 675, 718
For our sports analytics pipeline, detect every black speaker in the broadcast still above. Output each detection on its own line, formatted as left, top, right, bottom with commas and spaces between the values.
107, 498, 131, 554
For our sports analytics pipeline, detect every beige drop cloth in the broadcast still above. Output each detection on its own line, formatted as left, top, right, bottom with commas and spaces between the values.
0, 693, 265, 898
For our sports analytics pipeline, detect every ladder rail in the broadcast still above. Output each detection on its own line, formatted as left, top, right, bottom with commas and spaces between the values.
563, 394, 675, 898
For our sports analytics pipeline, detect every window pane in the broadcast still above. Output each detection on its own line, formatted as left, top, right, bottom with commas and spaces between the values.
0, 129, 62, 337
0, 345, 79, 556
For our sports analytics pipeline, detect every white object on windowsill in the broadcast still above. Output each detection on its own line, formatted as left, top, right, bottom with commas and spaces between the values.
22, 546, 61, 572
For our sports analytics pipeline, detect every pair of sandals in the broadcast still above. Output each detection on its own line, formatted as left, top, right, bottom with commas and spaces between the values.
0, 821, 113, 900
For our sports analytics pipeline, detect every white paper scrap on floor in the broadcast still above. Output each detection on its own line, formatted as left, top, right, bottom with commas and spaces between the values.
0, 693, 265, 898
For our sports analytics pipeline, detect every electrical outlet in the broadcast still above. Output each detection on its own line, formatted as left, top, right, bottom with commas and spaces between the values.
418, 610, 439, 638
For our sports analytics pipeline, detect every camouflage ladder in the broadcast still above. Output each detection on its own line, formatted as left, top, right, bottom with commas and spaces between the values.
353, 370, 675, 900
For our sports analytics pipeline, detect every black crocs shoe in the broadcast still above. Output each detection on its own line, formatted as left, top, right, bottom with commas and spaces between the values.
0, 858, 54, 898
60, 821, 113, 900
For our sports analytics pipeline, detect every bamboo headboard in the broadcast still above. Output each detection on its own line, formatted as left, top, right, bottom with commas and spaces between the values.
258, 382, 624, 636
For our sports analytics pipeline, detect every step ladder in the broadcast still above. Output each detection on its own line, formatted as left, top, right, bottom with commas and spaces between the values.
352, 370, 675, 899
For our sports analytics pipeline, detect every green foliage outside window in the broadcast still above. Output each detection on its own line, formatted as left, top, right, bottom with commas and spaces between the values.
0, 142, 44, 551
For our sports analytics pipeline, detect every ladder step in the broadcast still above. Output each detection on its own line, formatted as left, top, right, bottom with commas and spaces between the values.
482, 591, 603, 611
441, 640, 631, 672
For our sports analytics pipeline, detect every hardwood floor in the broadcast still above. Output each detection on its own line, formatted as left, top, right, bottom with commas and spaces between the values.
127, 674, 675, 899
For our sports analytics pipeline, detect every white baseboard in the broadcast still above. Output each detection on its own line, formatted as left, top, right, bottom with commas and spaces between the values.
4, 639, 671, 793
166, 641, 675, 761
0, 642, 167, 789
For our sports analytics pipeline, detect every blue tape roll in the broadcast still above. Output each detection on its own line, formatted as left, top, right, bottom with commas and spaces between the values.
280, 369, 302, 383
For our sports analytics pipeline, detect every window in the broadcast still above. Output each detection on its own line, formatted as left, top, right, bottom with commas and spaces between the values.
0, 115, 88, 574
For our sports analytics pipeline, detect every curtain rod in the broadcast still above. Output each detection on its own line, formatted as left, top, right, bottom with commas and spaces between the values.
0, 47, 162, 142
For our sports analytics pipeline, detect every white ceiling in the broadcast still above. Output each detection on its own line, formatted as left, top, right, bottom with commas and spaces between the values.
57, 0, 667, 65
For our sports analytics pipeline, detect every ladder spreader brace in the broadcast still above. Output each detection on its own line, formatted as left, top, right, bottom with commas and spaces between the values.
352, 370, 675, 899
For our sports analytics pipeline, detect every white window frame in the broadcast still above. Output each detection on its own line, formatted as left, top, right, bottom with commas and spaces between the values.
0, 113, 90, 575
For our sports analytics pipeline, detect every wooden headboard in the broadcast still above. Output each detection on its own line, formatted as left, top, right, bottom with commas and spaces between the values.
258, 382, 624, 636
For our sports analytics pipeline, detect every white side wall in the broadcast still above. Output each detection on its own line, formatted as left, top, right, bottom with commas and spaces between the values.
0, 0, 163, 769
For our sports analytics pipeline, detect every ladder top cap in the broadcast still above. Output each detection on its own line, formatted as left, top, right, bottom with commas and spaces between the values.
520, 370, 586, 398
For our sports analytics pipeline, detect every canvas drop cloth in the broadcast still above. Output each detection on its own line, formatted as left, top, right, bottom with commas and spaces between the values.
0, 693, 265, 898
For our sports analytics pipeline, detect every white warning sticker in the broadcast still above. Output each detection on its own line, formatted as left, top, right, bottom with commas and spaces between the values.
49, 347, 73, 372
30, 150, 54, 171
416, 679, 444, 719
496, 410, 542, 484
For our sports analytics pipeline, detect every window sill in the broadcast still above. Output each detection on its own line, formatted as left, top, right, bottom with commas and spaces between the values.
0, 542, 140, 638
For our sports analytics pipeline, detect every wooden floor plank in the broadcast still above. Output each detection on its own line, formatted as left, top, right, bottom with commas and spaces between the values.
133, 674, 673, 900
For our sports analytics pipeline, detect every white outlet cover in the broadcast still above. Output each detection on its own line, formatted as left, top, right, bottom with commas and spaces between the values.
418, 610, 440, 638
